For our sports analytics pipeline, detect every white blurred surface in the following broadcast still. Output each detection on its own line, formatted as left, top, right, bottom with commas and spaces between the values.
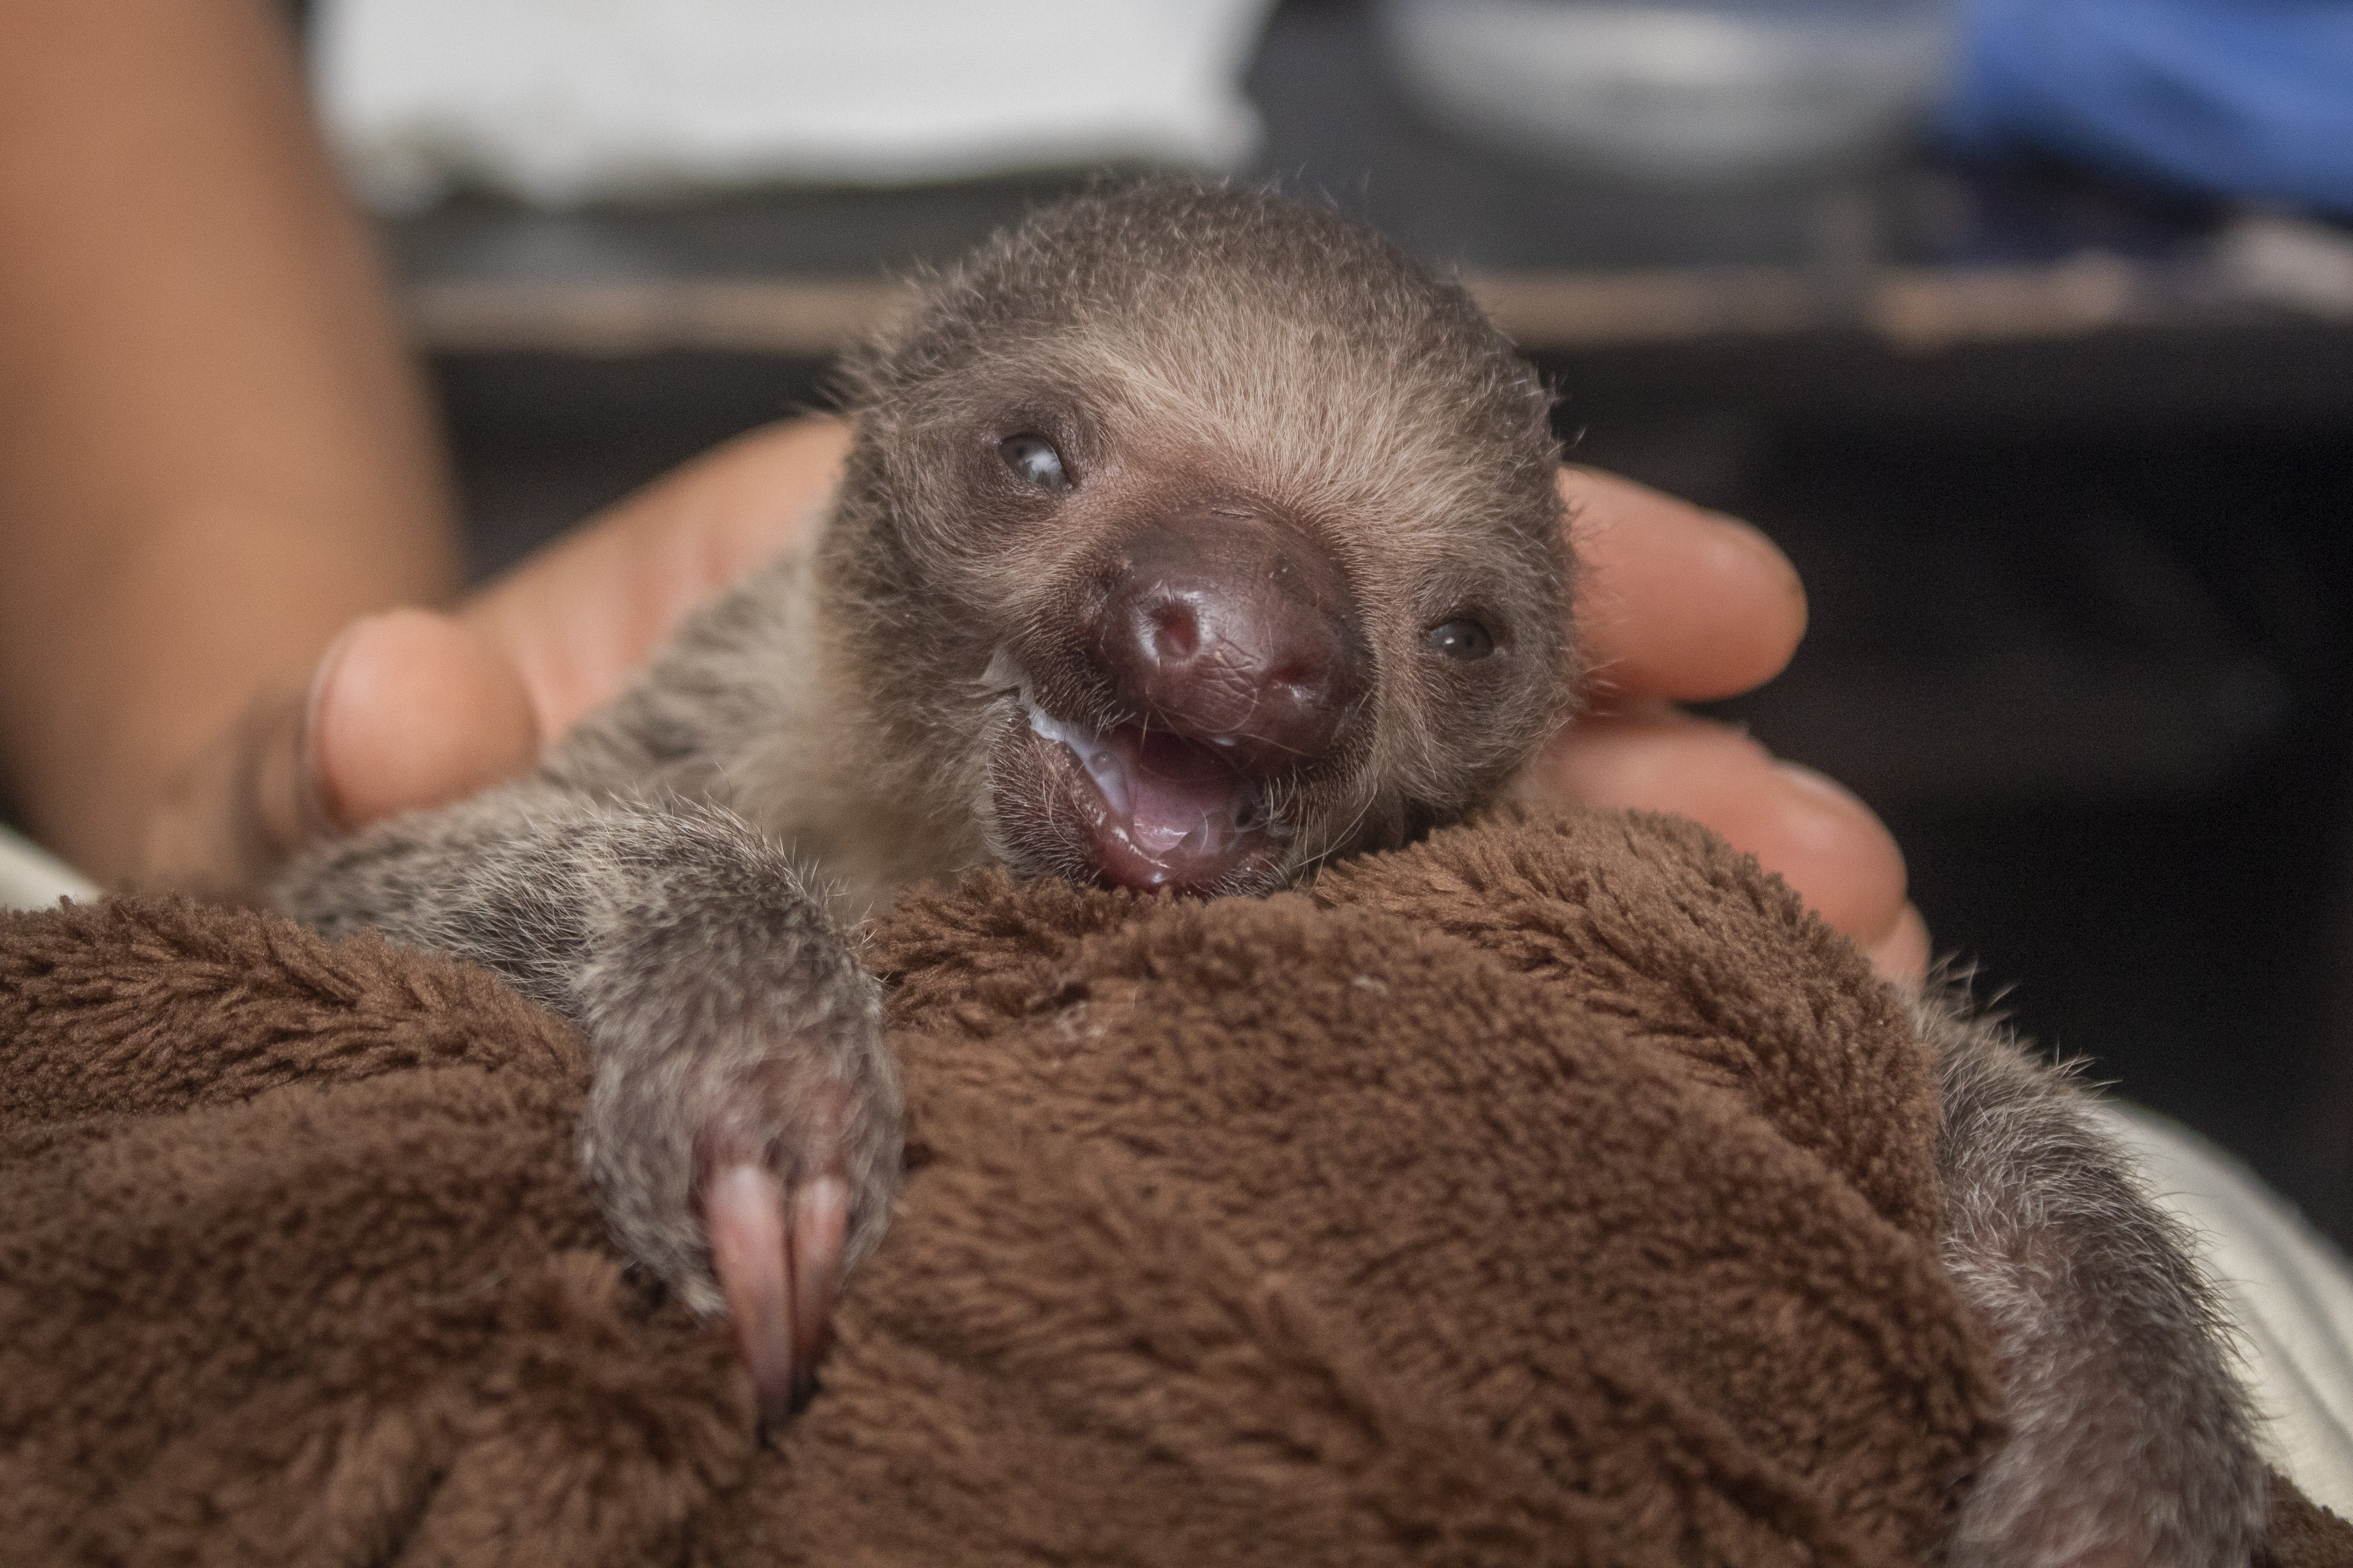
0, 824, 96, 911
314, 0, 1279, 210
2105, 1103, 2353, 1510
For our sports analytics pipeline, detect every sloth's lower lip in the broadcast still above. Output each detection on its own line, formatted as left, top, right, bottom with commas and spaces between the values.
1015, 693, 1284, 892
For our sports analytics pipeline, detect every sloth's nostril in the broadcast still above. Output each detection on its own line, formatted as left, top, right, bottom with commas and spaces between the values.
1149, 601, 1200, 662
1085, 510, 1367, 772
1267, 659, 1316, 692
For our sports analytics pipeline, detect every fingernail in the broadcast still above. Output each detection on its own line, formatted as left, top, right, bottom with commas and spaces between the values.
1869, 904, 1933, 992
1704, 510, 1807, 622
300, 616, 376, 837
1771, 759, 1867, 813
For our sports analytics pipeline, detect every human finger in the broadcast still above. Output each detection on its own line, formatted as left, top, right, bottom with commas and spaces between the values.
1862, 904, 1932, 992
464, 417, 851, 742
258, 420, 844, 849
1515, 703, 1924, 985
1561, 467, 1807, 705
307, 608, 540, 831
131, 607, 543, 894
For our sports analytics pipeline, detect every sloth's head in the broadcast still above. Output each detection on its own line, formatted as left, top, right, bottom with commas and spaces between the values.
828, 182, 1575, 896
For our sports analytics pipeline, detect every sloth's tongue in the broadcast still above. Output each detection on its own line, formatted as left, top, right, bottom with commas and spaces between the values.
1027, 706, 1265, 887
1119, 728, 1249, 855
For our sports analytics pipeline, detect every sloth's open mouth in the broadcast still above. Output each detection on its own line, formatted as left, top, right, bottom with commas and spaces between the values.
989, 678, 1292, 894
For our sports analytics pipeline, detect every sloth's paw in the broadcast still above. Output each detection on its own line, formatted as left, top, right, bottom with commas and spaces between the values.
576, 954, 901, 1426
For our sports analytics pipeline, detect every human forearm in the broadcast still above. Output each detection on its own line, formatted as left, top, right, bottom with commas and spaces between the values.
0, 0, 459, 879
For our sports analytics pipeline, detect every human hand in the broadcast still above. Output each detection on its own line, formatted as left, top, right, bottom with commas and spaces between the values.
1516, 467, 1928, 985
147, 420, 1924, 984
129, 418, 847, 899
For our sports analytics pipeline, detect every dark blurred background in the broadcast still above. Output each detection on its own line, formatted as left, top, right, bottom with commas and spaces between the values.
346, 0, 2353, 1241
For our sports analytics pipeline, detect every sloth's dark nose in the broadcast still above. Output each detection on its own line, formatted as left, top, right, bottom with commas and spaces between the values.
1085, 509, 1368, 771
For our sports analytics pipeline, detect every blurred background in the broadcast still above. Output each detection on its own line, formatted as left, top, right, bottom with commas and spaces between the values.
298, 0, 2353, 1241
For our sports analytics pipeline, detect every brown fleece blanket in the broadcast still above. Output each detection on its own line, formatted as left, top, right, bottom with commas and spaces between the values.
0, 806, 2343, 1566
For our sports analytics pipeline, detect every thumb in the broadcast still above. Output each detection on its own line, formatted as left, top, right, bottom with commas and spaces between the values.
308, 608, 540, 832
129, 608, 539, 899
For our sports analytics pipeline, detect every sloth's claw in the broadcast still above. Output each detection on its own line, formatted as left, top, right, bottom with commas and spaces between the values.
701, 1079, 860, 1426
789, 1173, 849, 1379
708, 1162, 800, 1424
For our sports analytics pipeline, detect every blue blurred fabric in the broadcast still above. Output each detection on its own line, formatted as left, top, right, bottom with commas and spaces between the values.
1942, 0, 2353, 213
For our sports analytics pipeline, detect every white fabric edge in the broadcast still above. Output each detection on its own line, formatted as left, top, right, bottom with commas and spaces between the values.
2100, 1101, 2353, 1510
0, 824, 99, 911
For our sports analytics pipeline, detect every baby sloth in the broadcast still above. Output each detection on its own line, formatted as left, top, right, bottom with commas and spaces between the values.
280, 184, 2266, 1565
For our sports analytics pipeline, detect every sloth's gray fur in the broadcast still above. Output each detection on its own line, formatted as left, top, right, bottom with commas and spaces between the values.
1923, 985, 2267, 1562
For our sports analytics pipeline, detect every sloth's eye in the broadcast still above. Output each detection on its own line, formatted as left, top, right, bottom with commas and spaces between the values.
998, 434, 1071, 491
1427, 618, 1496, 661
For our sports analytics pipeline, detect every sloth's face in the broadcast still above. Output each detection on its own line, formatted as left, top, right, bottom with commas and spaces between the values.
847, 341, 1574, 898
976, 455, 1373, 896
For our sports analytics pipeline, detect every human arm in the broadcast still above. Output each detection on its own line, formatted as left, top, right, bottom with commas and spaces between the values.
0, 0, 460, 886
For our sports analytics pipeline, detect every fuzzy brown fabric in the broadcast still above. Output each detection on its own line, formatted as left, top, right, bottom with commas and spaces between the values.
0, 806, 2339, 1565
2269, 1475, 2353, 1568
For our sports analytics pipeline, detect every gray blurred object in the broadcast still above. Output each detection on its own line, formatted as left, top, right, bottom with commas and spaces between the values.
314, 0, 1281, 210
1376, 0, 1959, 182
